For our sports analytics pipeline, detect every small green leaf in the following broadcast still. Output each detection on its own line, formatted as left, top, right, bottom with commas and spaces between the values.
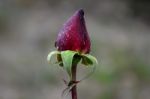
61, 50, 78, 78
82, 54, 98, 66
47, 51, 60, 64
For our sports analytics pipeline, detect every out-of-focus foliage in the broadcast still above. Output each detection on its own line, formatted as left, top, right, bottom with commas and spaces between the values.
0, 0, 150, 99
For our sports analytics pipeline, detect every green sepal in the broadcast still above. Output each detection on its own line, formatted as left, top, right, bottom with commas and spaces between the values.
56, 54, 63, 66
47, 50, 98, 81
72, 54, 82, 65
61, 50, 78, 78
47, 51, 60, 64
81, 54, 98, 66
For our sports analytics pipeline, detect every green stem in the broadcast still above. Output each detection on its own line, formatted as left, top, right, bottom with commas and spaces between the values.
71, 64, 77, 99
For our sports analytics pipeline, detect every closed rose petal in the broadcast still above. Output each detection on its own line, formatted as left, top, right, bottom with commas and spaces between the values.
55, 9, 91, 54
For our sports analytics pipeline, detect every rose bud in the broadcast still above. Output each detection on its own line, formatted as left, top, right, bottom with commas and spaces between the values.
55, 9, 91, 54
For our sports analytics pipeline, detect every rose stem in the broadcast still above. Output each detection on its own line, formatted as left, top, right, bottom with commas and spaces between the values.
71, 64, 77, 99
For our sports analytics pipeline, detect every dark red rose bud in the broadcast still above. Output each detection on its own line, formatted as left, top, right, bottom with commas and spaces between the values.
55, 9, 91, 54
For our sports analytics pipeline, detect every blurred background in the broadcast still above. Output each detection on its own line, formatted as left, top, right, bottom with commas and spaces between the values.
0, 0, 150, 99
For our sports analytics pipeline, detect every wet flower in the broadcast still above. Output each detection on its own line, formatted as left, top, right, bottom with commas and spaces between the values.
55, 9, 91, 54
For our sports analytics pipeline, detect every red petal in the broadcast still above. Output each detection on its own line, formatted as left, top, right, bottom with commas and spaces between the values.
55, 9, 91, 54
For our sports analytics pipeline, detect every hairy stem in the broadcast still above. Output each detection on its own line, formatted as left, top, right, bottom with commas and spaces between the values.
71, 64, 77, 99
